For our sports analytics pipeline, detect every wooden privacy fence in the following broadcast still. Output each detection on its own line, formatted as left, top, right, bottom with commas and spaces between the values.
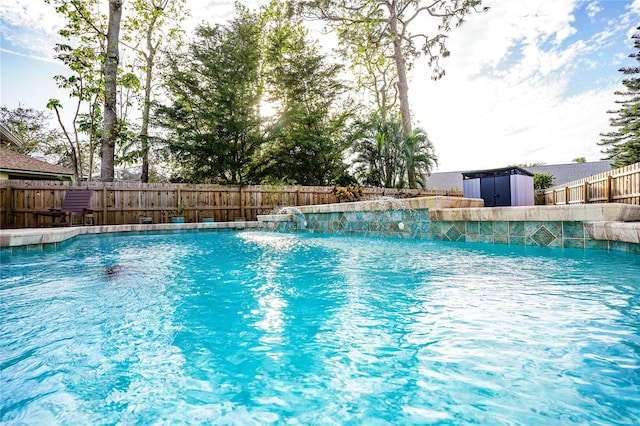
0, 180, 462, 229
542, 162, 640, 206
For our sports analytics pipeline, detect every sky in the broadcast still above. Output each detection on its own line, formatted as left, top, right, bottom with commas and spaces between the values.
1, 0, 639, 172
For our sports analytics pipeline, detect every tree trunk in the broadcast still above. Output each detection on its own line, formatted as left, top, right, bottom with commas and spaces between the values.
140, 54, 153, 183
407, 158, 417, 189
390, 12, 412, 136
140, 15, 158, 184
52, 105, 80, 180
88, 94, 99, 181
101, 0, 124, 182
389, 6, 417, 188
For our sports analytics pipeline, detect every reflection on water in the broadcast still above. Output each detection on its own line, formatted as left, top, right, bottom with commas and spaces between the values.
1, 231, 639, 424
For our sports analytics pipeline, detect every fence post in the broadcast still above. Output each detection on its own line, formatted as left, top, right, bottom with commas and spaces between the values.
239, 185, 245, 219
102, 186, 108, 225
296, 188, 303, 206
606, 175, 613, 202
564, 187, 569, 205
583, 181, 589, 204
7, 184, 14, 227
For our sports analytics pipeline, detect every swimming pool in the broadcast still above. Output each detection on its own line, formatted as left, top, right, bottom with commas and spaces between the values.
1, 230, 639, 424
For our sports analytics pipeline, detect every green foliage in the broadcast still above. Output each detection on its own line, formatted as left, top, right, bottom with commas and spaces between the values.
403, 127, 438, 188
534, 172, 554, 190
157, 7, 263, 183
352, 114, 402, 188
41, 0, 482, 184
122, 0, 188, 182
572, 157, 586, 163
0, 106, 61, 156
46, 0, 110, 180
599, 26, 640, 168
352, 113, 437, 188
334, 12, 398, 119
173, 200, 185, 216
47, 0, 186, 181
300, 0, 488, 135
252, 1, 353, 185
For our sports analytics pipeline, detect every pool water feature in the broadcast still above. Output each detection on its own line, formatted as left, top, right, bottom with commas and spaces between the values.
1, 231, 639, 424
275, 206, 307, 229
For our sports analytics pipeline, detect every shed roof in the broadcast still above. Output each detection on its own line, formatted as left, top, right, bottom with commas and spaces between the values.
462, 166, 534, 179
0, 149, 74, 178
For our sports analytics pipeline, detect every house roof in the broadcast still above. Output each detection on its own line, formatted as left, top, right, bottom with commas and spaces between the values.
0, 148, 74, 178
423, 161, 613, 190
524, 162, 613, 187
0, 123, 22, 147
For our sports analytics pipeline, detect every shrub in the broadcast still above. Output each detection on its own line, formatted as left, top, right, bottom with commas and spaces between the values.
534, 173, 554, 190
332, 184, 364, 203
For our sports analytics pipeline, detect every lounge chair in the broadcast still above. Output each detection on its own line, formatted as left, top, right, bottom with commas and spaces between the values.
34, 190, 94, 227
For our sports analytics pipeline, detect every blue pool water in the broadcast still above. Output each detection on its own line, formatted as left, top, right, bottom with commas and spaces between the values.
1, 231, 639, 425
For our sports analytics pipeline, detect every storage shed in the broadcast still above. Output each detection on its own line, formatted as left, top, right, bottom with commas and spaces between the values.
462, 166, 534, 207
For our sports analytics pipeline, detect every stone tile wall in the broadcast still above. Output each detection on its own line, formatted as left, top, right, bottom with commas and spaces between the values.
303, 209, 432, 239
431, 219, 639, 253
263, 199, 640, 254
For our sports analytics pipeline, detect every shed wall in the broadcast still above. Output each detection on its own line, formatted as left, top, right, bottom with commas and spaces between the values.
510, 174, 534, 206
463, 178, 481, 199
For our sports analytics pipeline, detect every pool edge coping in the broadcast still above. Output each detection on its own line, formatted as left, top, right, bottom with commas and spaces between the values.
0, 221, 261, 248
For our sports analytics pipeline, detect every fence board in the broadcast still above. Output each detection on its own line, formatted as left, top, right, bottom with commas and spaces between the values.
0, 181, 463, 229
543, 162, 640, 205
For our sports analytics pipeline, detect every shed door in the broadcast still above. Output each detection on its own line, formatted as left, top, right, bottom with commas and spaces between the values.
480, 176, 511, 207
494, 175, 511, 206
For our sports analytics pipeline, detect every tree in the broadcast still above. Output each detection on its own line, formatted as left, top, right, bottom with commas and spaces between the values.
47, 43, 104, 180
46, 0, 127, 181
352, 113, 436, 188
101, 0, 125, 182
156, 7, 263, 183
45, 0, 108, 179
0, 106, 61, 156
352, 113, 405, 187
534, 172, 554, 190
299, 0, 487, 137
402, 126, 437, 188
335, 11, 398, 122
599, 26, 640, 168
572, 157, 586, 163
255, 1, 353, 185
122, 0, 187, 183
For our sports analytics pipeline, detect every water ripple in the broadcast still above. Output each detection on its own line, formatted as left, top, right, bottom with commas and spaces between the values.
1, 232, 639, 424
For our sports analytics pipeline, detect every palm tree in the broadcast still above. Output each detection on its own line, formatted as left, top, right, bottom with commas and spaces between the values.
352, 113, 404, 187
404, 127, 437, 189
352, 115, 437, 189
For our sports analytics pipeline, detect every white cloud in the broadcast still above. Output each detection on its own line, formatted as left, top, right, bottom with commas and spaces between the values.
0, 0, 66, 35
585, 1, 602, 20
413, 68, 615, 171
408, 0, 623, 171
433, 0, 580, 82
0, 0, 65, 58
185, 0, 270, 30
